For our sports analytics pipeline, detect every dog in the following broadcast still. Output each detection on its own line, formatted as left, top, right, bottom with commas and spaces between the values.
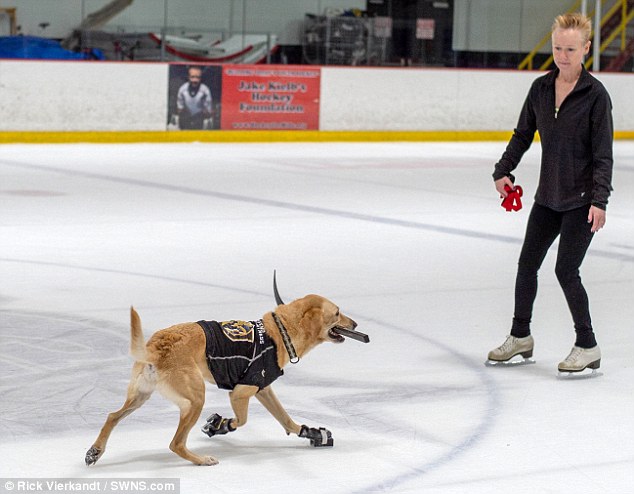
85, 293, 364, 466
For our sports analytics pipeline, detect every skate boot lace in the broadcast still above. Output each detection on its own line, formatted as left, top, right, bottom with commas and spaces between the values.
498, 336, 515, 352
563, 347, 583, 363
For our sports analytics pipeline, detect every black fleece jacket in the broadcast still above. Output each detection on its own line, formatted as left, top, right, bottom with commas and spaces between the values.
493, 65, 614, 211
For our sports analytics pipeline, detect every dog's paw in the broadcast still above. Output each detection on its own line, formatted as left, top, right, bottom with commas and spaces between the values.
299, 425, 334, 447
85, 446, 102, 466
202, 413, 235, 437
200, 455, 219, 466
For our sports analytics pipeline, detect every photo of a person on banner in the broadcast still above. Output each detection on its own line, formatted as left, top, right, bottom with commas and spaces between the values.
171, 65, 213, 130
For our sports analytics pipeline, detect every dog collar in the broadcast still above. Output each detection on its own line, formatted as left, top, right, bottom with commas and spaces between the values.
272, 312, 299, 364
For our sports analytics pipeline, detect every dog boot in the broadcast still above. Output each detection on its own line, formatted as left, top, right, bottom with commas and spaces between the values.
299, 425, 333, 447
485, 335, 535, 366
202, 413, 236, 437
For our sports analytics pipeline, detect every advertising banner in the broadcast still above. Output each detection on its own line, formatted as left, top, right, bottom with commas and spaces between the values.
220, 65, 321, 130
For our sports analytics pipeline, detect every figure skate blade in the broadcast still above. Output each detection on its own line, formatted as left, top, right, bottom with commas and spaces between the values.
485, 354, 535, 367
557, 367, 603, 380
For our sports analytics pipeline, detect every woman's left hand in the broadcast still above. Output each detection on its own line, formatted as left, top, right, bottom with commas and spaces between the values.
588, 205, 606, 233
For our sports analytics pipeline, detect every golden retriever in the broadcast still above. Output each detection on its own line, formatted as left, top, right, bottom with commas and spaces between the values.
85, 293, 364, 466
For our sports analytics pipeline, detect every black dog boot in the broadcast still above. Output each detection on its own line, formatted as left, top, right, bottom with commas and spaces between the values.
202, 413, 236, 437
299, 425, 333, 447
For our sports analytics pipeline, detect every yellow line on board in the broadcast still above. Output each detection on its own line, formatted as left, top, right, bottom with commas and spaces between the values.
0, 130, 632, 144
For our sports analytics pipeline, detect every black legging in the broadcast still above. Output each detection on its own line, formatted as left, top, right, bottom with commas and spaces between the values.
510, 203, 597, 348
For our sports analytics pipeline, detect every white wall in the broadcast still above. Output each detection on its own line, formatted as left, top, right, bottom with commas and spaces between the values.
321, 67, 634, 131
0, 60, 168, 131
319, 67, 535, 131
0, 60, 632, 133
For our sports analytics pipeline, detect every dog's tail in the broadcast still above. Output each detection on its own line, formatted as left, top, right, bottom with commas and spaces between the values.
130, 306, 149, 363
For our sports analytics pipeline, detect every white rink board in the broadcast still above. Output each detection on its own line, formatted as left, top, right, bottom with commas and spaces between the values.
319, 67, 535, 131
0, 60, 632, 133
0, 61, 168, 131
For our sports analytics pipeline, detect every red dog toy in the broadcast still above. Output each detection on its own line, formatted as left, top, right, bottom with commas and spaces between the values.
501, 184, 523, 212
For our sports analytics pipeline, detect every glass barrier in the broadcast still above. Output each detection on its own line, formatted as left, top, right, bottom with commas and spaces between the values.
65, 0, 634, 72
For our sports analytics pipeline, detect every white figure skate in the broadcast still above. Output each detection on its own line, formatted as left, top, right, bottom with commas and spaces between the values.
485, 335, 535, 367
557, 345, 602, 379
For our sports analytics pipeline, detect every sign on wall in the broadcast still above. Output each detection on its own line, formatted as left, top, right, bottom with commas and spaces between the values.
373, 17, 393, 38
416, 19, 435, 40
167, 64, 222, 130
220, 65, 321, 130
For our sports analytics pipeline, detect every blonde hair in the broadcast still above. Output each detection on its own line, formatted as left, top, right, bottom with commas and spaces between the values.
552, 13, 592, 43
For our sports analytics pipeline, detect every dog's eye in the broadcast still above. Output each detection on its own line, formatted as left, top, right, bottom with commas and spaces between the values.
335, 309, 340, 317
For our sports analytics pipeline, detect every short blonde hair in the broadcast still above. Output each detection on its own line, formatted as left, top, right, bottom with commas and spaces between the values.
552, 13, 592, 43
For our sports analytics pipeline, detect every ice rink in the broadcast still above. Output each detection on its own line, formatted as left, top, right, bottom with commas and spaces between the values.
1, 141, 633, 493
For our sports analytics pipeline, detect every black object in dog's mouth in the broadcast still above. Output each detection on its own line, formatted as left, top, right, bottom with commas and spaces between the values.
330, 326, 370, 343
328, 327, 346, 343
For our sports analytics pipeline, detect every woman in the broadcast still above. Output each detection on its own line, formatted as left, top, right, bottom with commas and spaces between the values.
487, 13, 614, 373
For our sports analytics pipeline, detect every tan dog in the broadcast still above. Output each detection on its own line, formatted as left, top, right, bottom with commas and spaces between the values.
85, 294, 360, 466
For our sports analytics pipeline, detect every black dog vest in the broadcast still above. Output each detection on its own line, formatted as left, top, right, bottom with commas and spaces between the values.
198, 319, 283, 391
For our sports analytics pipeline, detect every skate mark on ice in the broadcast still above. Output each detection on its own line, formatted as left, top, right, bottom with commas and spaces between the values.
345, 316, 501, 494
2, 159, 631, 262
0, 258, 267, 298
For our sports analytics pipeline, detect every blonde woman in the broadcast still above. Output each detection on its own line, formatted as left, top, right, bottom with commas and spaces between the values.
487, 13, 614, 373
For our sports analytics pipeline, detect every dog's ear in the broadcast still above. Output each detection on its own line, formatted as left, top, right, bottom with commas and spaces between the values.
300, 307, 324, 336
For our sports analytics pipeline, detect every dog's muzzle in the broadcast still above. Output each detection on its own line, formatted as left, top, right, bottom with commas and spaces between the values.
273, 271, 369, 344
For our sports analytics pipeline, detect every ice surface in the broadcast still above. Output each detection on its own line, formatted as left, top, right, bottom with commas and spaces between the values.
1, 141, 633, 493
